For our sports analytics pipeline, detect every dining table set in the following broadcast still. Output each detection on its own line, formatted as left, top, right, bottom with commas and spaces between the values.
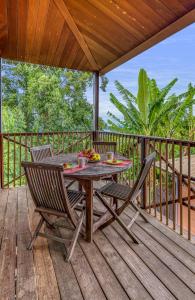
23, 142, 155, 261
41, 149, 132, 242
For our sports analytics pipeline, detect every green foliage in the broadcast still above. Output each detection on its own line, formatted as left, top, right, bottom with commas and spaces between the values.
107, 69, 195, 139
2, 60, 107, 132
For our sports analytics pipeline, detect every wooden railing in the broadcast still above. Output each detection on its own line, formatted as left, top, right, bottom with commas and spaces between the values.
0, 131, 92, 188
98, 131, 195, 241
0, 130, 194, 241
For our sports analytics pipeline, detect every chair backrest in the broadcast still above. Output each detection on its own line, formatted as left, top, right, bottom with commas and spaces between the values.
93, 141, 117, 154
118, 152, 156, 213
22, 161, 78, 225
30, 144, 52, 162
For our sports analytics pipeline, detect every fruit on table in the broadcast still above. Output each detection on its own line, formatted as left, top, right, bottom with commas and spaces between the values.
63, 162, 72, 168
78, 148, 100, 160
89, 153, 100, 161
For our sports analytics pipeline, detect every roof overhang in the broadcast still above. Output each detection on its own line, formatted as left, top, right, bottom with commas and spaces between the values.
0, 0, 194, 74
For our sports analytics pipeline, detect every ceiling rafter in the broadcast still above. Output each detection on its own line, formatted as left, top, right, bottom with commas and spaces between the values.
53, 0, 99, 71
100, 9, 195, 75
0, 0, 8, 54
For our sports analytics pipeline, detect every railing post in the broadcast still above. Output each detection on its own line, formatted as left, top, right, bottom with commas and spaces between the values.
0, 133, 4, 189
140, 137, 147, 208
92, 130, 98, 142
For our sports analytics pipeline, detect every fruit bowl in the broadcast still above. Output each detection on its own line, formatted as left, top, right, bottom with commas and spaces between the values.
88, 159, 100, 163
78, 148, 101, 162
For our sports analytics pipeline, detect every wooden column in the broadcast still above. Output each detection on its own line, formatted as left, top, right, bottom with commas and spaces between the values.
0, 58, 3, 188
93, 71, 99, 140
0, 58, 2, 133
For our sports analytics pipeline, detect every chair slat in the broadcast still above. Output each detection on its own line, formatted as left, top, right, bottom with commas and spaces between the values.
30, 145, 52, 162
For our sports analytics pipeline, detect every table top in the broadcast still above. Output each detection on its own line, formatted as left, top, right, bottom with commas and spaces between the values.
41, 153, 132, 180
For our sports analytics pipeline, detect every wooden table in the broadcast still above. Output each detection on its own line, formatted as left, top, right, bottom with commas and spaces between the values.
41, 153, 132, 242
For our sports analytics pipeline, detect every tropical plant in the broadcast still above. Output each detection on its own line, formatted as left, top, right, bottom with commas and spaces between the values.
107, 69, 195, 139
2, 59, 108, 132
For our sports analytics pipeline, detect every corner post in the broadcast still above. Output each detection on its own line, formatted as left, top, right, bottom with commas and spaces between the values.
140, 137, 147, 209
93, 71, 99, 141
0, 58, 2, 133
0, 58, 3, 188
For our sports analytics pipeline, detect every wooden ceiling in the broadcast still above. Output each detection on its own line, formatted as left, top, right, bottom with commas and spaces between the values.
0, 0, 194, 74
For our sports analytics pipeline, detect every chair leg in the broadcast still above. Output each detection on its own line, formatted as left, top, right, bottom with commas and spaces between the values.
41, 213, 55, 229
65, 210, 85, 262
27, 217, 44, 250
130, 201, 148, 223
95, 192, 139, 244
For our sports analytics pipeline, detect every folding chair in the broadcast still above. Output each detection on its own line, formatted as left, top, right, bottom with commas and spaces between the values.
94, 152, 156, 244
22, 161, 86, 262
30, 144, 53, 162
30, 144, 75, 189
93, 141, 117, 154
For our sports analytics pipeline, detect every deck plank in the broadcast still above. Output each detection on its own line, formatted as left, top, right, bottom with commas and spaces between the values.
47, 227, 84, 300
0, 189, 8, 248
16, 187, 37, 300
139, 208, 195, 256
114, 212, 195, 300
103, 225, 176, 300
79, 237, 129, 300
0, 187, 194, 300
125, 207, 195, 292
27, 189, 61, 300
93, 231, 152, 300
0, 189, 17, 300
70, 243, 106, 300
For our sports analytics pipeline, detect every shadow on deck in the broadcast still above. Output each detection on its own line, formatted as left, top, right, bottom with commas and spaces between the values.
0, 187, 195, 300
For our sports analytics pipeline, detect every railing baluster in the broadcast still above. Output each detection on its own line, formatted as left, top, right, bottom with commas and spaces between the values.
179, 143, 183, 235
187, 143, 191, 240
159, 141, 162, 221
165, 140, 168, 225
172, 142, 175, 230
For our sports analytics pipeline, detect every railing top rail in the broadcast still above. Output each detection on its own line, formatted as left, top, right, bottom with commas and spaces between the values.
0, 131, 92, 137
0, 130, 195, 146
99, 131, 195, 146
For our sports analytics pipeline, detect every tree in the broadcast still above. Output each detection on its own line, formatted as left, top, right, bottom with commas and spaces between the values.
2, 60, 107, 132
107, 69, 195, 139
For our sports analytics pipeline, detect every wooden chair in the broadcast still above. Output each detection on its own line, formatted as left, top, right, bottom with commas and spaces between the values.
30, 144, 53, 162
93, 141, 117, 154
30, 144, 75, 189
94, 152, 156, 244
22, 161, 85, 262
93, 141, 117, 182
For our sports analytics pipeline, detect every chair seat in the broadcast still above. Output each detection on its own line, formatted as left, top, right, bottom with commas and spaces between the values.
67, 190, 85, 207
98, 182, 132, 201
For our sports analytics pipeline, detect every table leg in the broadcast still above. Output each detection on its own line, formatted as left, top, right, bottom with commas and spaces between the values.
113, 174, 118, 209
80, 179, 93, 242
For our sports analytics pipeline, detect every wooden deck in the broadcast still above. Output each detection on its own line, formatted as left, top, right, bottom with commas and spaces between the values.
0, 187, 195, 300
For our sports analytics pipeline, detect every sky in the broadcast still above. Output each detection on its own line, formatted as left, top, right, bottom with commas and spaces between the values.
87, 23, 195, 121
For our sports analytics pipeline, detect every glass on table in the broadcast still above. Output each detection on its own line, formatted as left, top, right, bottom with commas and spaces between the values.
106, 151, 114, 161
78, 157, 88, 168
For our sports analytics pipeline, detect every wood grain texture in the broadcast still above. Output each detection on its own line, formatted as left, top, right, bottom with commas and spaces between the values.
0, 0, 194, 72
0, 186, 195, 299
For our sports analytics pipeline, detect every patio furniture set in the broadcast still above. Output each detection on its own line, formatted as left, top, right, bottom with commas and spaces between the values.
22, 142, 156, 261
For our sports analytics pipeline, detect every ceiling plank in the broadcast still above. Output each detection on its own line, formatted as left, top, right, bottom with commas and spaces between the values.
53, 0, 99, 70
100, 9, 195, 75
0, 0, 8, 54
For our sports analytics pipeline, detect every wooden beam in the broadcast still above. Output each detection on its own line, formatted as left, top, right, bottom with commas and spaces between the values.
0, 0, 8, 53
93, 71, 99, 131
0, 59, 2, 133
100, 9, 195, 75
53, 0, 99, 70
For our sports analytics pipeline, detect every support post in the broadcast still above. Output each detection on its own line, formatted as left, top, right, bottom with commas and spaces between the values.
140, 137, 147, 209
0, 58, 3, 188
93, 71, 99, 141
0, 58, 2, 133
